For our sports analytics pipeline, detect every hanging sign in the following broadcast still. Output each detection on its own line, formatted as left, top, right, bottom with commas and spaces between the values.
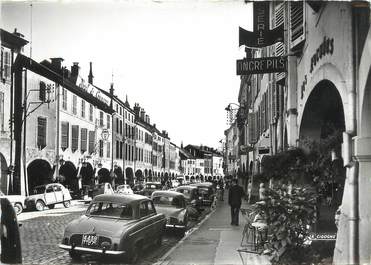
239, 2, 284, 48
236, 56, 287, 75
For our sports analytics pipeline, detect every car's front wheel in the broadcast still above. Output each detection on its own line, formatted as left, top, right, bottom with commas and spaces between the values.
69, 250, 81, 261
14, 203, 23, 215
63, 200, 71, 208
35, 200, 45, 211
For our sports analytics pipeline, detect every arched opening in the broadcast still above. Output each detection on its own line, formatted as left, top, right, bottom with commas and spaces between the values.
299, 80, 346, 234
144, 169, 148, 178
59, 161, 77, 190
79, 162, 94, 186
185, 175, 189, 181
114, 166, 124, 185
27, 159, 52, 194
135, 169, 143, 182
98, 168, 110, 183
126, 168, 134, 185
0, 153, 8, 194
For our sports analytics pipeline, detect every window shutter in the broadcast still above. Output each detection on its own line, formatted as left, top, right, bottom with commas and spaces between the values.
261, 98, 265, 132
106, 142, 110, 158
271, 83, 276, 122
4, 51, 10, 81
39, 81, 46, 102
99, 140, 103, 157
37, 117, 47, 149
88, 130, 95, 154
80, 128, 87, 153
107, 114, 110, 129
248, 113, 257, 144
274, 2, 286, 82
290, 1, 305, 48
71, 125, 79, 152
72, 95, 77, 115
61, 122, 69, 150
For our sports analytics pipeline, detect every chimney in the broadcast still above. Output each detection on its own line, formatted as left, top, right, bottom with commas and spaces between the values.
50, 57, 64, 71
13, 28, 24, 38
88, 62, 94, 85
109, 83, 114, 95
181, 141, 183, 149
70, 62, 79, 84
153, 123, 156, 128
140, 109, 145, 120
134, 103, 140, 117
145, 114, 150, 124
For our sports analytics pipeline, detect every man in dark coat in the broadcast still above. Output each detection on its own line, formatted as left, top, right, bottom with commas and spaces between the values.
228, 178, 246, 226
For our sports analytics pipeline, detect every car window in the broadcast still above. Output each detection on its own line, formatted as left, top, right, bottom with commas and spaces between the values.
33, 186, 46, 194
46, 186, 54, 193
54, 185, 62, 192
139, 201, 149, 218
87, 202, 133, 219
153, 196, 182, 208
148, 201, 156, 215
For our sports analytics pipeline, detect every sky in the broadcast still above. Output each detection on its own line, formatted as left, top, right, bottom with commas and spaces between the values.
2, 0, 252, 149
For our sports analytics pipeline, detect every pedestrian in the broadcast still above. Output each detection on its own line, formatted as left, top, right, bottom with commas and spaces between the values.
247, 181, 252, 203
259, 183, 266, 201
218, 178, 225, 201
228, 178, 246, 226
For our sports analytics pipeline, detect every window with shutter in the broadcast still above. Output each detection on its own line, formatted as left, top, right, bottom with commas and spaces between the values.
81, 128, 87, 153
62, 89, 67, 110
61, 122, 69, 150
99, 111, 104, 127
72, 95, 77, 115
89, 104, 93, 121
88, 131, 95, 154
107, 114, 110, 129
120, 120, 123, 135
248, 113, 257, 144
120, 141, 123, 159
39, 81, 46, 102
81, 100, 86, 118
290, 1, 305, 49
271, 83, 277, 122
274, 2, 286, 82
106, 142, 110, 158
3, 51, 10, 81
71, 125, 79, 152
0, 48, 3, 80
37, 117, 47, 149
99, 140, 104, 157
261, 99, 265, 132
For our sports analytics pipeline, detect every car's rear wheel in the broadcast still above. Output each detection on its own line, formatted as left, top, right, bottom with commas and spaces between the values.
69, 250, 81, 261
35, 200, 45, 211
63, 200, 71, 208
48, 204, 55, 209
128, 243, 141, 264
14, 203, 23, 215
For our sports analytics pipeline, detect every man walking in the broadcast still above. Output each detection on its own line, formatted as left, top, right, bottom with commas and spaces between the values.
228, 178, 246, 226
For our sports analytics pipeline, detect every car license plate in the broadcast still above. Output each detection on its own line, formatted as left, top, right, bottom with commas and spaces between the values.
81, 234, 98, 247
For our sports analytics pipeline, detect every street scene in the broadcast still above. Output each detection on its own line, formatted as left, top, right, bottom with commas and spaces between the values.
1, 1, 371, 265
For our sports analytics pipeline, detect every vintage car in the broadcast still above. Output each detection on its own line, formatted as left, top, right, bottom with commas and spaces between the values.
25, 183, 72, 211
0, 191, 26, 215
132, 184, 145, 195
190, 182, 216, 208
0, 197, 22, 264
151, 190, 188, 235
116, 184, 134, 195
59, 194, 166, 263
175, 185, 202, 213
142, 182, 163, 197
85, 183, 114, 202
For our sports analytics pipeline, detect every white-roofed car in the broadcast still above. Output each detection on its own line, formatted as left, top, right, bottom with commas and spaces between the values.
25, 183, 72, 211
151, 190, 189, 236
0, 191, 26, 215
116, 184, 134, 195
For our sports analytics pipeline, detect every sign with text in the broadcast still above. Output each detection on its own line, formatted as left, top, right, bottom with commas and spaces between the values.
236, 56, 287, 75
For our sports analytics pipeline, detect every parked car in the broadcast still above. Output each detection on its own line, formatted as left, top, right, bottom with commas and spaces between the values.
151, 190, 188, 236
142, 182, 163, 197
175, 185, 202, 213
59, 194, 166, 263
0, 197, 22, 264
190, 182, 216, 208
132, 184, 145, 195
0, 191, 26, 215
25, 183, 72, 211
116, 184, 134, 195
85, 183, 114, 202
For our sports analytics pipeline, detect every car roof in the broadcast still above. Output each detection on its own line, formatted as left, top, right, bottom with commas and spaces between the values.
146, 182, 161, 185
151, 190, 185, 198
93, 194, 148, 204
176, 185, 197, 190
191, 182, 213, 187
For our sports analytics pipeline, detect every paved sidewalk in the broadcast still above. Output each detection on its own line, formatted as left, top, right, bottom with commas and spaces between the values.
158, 191, 271, 265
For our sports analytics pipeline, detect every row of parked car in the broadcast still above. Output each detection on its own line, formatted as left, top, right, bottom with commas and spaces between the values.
58, 181, 217, 263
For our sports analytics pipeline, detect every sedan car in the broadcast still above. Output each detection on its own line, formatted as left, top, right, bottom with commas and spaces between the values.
59, 194, 166, 263
85, 183, 114, 203
190, 182, 216, 208
151, 191, 188, 236
0, 191, 26, 215
175, 185, 202, 213
0, 197, 22, 264
132, 184, 144, 195
142, 182, 163, 197
116, 184, 134, 195
25, 183, 72, 211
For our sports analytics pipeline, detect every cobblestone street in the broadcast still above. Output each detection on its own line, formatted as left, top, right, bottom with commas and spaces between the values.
18, 202, 210, 265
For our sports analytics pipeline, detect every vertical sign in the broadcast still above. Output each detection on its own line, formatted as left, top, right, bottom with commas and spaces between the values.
254, 1, 270, 47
